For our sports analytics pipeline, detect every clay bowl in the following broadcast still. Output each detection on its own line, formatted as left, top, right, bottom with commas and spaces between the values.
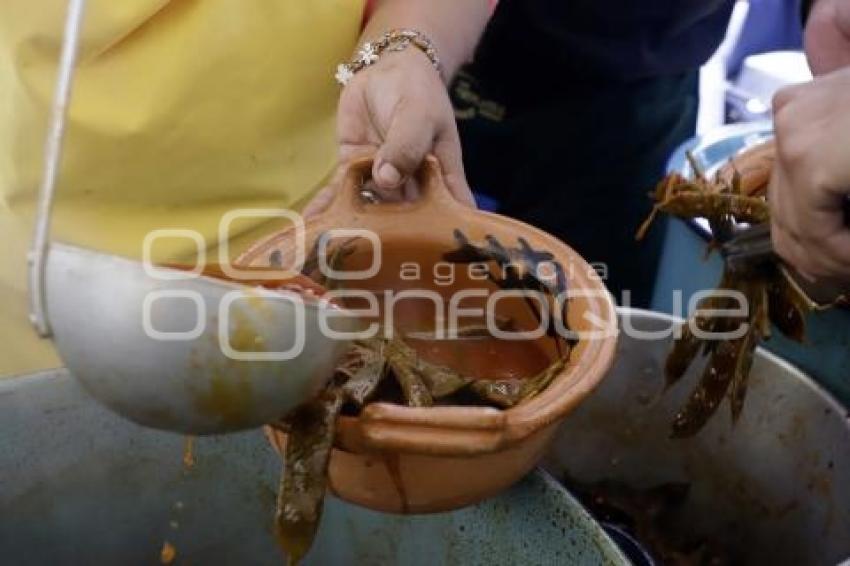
237, 156, 618, 513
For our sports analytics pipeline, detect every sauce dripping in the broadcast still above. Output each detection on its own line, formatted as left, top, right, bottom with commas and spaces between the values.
182, 436, 195, 470
382, 453, 410, 514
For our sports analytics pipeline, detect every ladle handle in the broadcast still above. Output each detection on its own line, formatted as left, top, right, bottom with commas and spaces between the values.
325, 154, 461, 218
28, 0, 87, 337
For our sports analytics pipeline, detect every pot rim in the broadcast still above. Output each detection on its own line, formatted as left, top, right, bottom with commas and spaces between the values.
618, 307, 849, 417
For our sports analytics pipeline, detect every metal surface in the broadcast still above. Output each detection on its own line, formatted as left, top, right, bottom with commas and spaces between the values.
24, 0, 352, 434
0, 369, 627, 565
44, 243, 356, 434
28, 0, 86, 336
721, 222, 774, 270
544, 308, 850, 566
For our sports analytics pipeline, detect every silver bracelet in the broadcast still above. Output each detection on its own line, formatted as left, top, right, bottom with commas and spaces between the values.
335, 29, 441, 86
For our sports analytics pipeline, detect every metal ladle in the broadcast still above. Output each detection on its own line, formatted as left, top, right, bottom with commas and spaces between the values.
27, 0, 355, 434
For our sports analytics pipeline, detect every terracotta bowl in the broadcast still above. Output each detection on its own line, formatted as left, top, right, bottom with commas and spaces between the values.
237, 156, 618, 514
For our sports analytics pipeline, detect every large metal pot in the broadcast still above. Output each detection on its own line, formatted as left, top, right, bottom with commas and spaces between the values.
0, 369, 627, 565
544, 308, 850, 565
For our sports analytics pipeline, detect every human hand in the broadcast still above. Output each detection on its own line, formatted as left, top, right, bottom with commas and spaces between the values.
769, 67, 850, 282
304, 48, 473, 218
805, 0, 850, 75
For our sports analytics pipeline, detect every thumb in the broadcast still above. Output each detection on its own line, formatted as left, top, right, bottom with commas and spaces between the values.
373, 104, 435, 192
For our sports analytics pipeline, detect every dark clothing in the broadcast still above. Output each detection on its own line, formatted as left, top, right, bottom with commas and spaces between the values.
454, 69, 698, 307
453, 1, 725, 306
474, 0, 734, 90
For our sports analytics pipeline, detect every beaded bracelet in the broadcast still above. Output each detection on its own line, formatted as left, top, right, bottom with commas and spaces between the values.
335, 29, 441, 86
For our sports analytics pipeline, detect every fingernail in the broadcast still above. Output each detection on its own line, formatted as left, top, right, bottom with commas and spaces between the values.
377, 163, 402, 187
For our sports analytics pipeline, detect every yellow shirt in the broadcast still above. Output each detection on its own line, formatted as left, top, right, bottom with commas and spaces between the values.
0, 0, 363, 375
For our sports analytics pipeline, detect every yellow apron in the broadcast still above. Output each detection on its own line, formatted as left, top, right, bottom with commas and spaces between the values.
0, 0, 363, 375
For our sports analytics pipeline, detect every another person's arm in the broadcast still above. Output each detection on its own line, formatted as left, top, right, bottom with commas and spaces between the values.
803, 0, 850, 75
306, 0, 491, 216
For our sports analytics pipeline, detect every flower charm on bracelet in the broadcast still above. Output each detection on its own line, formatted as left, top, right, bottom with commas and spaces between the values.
335, 64, 355, 86
335, 29, 441, 87
359, 42, 379, 65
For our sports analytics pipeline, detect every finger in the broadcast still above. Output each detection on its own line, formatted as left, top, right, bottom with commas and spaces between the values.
813, 229, 850, 278
434, 131, 476, 207
773, 223, 820, 278
337, 82, 381, 150
767, 169, 786, 227
789, 201, 850, 278
804, 249, 849, 280
772, 84, 802, 113
767, 155, 808, 242
767, 166, 801, 241
373, 101, 436, 191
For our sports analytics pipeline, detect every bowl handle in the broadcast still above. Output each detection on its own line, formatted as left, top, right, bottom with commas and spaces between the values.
354, 403, 510, 456
324, 154, 461, 219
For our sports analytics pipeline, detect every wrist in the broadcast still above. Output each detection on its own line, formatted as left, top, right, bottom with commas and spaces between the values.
336, 29, 442, 86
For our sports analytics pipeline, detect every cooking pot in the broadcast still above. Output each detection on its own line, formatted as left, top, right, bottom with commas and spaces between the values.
544, 308, 850, 565
240, 155, 618, 513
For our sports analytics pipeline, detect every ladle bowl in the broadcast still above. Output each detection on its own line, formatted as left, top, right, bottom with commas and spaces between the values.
43, 242, 356, 434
